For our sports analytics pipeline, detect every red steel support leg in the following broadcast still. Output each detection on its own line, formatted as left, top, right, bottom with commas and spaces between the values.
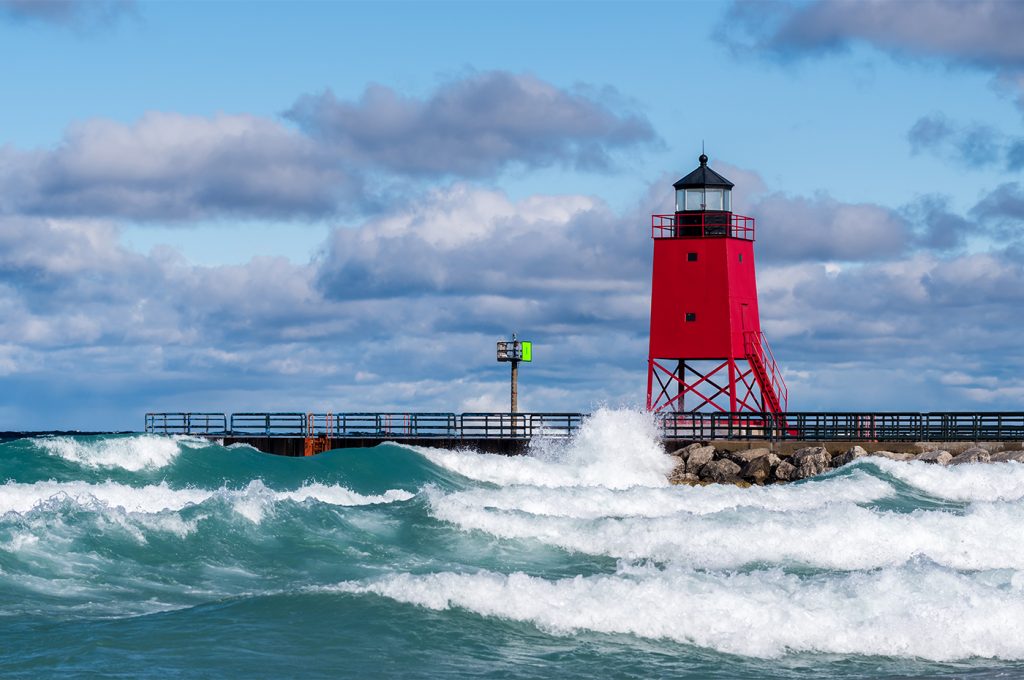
646, 359, 655, 411
728, 359, 738, 414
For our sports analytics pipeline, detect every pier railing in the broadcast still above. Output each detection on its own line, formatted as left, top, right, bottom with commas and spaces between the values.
657, 412, 1024, 442
144, 412, 584, 440
144, 412, 227, 436
144, 411, 1024, 442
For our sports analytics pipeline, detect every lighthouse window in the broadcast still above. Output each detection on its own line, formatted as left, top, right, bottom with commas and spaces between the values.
704, 189, 724, 211
687, 252, 698, 262
685, 312, 696, 322
685, 189, 704, 211
738, 253, 743, 263
684, 188, 726, 211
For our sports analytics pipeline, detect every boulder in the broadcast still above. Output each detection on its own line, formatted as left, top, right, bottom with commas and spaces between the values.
917, 450, 952, 465
792, 446, 830, 463
774, 460, 796, 482
791, 447, 832, 479
676, 442, 706, 459
740, 455, 773, 485
685, 445, 717, 473
833, 445, 869, 467
794, 457, 832, 480
950, 447, 991, 465
698, 458, 742, 483
990, 450, 1024, 463
874, 451, 915, 462
670, 472, 702, 485
728, 447, 773, 464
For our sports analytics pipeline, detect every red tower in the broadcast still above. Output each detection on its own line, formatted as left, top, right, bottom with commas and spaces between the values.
646, 154, 787, 419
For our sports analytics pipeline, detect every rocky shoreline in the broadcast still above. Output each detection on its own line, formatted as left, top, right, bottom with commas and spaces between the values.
668, 442, 1024, 486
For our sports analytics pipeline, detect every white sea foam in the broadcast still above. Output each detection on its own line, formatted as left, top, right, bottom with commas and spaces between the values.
862, 457, 1024, 502
428, 487, 1024, 571
31, 434, 201, 471
333, 563, 1024, 661
418, 408, 675, 489
431, 470, 894, 520
276, 482, 412, 506
0, 480, 211, 514
0, 479, 414, 520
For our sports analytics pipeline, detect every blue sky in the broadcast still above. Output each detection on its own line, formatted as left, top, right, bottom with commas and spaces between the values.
1, 0, 1023, 429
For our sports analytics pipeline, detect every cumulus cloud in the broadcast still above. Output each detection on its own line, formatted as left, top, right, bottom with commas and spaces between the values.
725, 0, 1024, 69
0, 73, 656, 223
904, 195, 974, 251
751, 191, 911, 262
316, 184, 648, 304
971, 182, 1024, 239
908, 114, 1023, 170
0, 203, 650, 427
4, 163, 1024, 428
756, 249, 1024, 409
0, 112, 358, 221
0, 0, 133, 26
285, 71, 657, 177
724, 0, 1024, 122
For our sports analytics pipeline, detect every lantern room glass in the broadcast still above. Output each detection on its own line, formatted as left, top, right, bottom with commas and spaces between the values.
685, 189, 703, 211
679, 187, 732, 211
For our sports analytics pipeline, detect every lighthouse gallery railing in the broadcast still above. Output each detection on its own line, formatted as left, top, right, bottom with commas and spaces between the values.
651, 213, 755, 240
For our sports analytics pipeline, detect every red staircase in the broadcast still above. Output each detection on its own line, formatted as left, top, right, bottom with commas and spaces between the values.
743, 331, 788, 425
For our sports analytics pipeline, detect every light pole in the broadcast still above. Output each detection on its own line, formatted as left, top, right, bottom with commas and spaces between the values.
496, 334, 532, 413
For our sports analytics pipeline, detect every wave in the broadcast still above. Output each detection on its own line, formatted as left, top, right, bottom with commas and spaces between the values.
427, 470, 894, 520
0, 479, 413, 520
332, 562, 1024, 661
7, 411, 1024, 673
30, 434, 205, 471
427, 485, 1024, 571
416, 408, 675, 489
860, 457, 1024, 502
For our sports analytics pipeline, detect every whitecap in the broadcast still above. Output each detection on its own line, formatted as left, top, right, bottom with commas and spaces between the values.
332, 563, 1024, 661
0, 479, 414, 521
861, 457, 1024, 502
427, 489, 1024, 571
31, 435, 192, 471
430, 470, 893, 520
417, 408, 675, 489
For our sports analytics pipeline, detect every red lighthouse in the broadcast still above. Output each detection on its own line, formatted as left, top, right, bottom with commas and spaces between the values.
646, 154, 787, 418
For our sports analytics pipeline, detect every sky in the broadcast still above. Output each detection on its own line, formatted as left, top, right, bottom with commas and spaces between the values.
1, 0, 1023, 430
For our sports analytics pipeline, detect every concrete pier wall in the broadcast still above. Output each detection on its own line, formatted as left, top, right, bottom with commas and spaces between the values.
223, 436, 1024, 457
222, 436, 530, 456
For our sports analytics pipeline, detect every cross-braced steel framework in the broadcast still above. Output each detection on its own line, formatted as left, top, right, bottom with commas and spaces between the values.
647, 358, 767, 414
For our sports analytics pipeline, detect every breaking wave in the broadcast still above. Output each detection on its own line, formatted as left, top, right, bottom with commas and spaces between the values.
31, 434, 201, 471
334, 562, 1024, 661
4, 409, 1024, 677
0, 479, 413, 518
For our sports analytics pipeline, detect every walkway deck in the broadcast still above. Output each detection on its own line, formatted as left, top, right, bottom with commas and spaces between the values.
143, 411, 1024, 456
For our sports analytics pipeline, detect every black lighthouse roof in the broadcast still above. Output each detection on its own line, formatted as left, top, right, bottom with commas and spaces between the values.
673, 154, 734, 190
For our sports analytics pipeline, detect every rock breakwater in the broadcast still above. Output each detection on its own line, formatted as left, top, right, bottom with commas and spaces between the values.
668, 442, 1024, 486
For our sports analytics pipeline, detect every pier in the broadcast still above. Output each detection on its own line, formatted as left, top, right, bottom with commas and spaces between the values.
144, 411, 1024, 456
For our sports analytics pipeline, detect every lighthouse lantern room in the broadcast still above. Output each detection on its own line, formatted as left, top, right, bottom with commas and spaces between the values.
647, 154, 787, 419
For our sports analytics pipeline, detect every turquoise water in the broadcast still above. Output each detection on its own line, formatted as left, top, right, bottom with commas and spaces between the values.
2, 409, 1024, 678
